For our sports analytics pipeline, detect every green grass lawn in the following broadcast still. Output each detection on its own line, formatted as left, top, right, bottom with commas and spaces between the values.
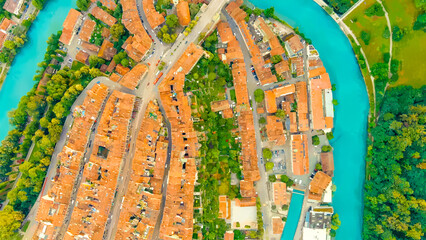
383, 0, 426, 88
344, 0, 390, 66
71, 61, 85, 71
21, 221, 30, 232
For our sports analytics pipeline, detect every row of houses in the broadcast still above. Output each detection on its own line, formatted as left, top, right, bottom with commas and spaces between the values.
217, 20, 260, 198
157, 43, 205, 240
115, 100, 168, 239
33, 84, 110, 240
65, 90, 136, 239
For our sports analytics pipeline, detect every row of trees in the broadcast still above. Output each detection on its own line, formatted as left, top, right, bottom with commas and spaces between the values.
0, 30, 104, 238
363, 86, 425, 240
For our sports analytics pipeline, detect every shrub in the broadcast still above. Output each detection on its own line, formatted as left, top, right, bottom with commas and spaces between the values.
382, 26, 390, 39
392, 26, 404, 41
269, 174, 277, 182
254, 89, 265, 103
259, 117, 266, 124
326, 132, 334, 140
360, 31, 371, 45
322, 145, 332, 152
263, 148, 272, 160
315, 163, 322, 171
312, 135, 320, 145
364, 3, 384, 17
265, 162, 274, 171
282, 205, 289, 210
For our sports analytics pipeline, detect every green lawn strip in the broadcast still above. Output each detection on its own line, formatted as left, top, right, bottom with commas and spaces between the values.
344, 0, 390, 66
21, 221, 30, 232
383, 0, 426, 88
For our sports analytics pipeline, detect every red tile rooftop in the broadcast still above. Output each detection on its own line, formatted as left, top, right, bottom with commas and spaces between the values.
79, 19, 96, 42
287, 35, 304, 54
118, 64, 148, 89
91, 6, 117, 27
291, 134, 309, 175
142, 0, 165, 29
59, 9, 82, 45
266, 115, 286, 146
308, 171, 332, 201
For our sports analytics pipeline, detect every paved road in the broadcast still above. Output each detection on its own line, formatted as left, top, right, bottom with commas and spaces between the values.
23, 77, 134, 240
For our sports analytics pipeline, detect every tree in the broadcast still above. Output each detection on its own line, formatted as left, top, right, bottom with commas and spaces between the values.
282, 204, 288, 210
268, 174, 277, 182
265, 162, 274, 171
361, 31, 371, 45
322, 145, 332, 152
110, 23, 125, 39
326, 132, 334, 140
312, 135, 320, 145
259, 117, 266, 124
0, 206, 24, 239
262, 148, 272, 160
315, 163, 322, 171
392, 26, 404, 41
166, 14, 179, 28
264, 7, 275, 18
275, 109, 286, 120
76, 0, 90, 11
364, 3, 385, 17
32, 0, 47, 10
120, 58, 129, 67
271, 55, 283, 64
254, 89, 264, 103
88, 55, 105, 68
3, 40, 16, 50
413, 13, 426, 30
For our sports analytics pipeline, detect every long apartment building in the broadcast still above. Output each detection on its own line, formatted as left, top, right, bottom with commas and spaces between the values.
217, 21, 260, 197
115, 100, 168, 239
65, 90, 136, 239
158, 43, 204, 240
121, 0, 153, 62
33, 84, 110, 240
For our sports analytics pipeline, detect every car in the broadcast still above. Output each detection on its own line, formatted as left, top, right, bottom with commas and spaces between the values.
68, 58, 72, 63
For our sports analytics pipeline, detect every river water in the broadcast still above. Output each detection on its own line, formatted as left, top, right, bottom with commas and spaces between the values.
248, 0, 369, 239
0, 0, 76, 141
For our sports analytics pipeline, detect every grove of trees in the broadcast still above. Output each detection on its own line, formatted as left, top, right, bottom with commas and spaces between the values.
363, 86, 425, 240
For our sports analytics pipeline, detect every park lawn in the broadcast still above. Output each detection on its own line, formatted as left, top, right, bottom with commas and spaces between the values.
383, 0, 426, 88
344, 0, 390, 66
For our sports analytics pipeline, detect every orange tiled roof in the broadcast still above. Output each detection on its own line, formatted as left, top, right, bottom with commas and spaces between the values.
240, 180, 256, 198
158, 43, 203, 240
79, 19, 96, 42
81, 41, 100, 52
34, 84, 109, 239
121, 0, 152, 61
115, 100, 166, 239
109, 72, 121, 82
287, 35, 304, 54
291, 56, 304, 77
177, 1, 191, 26
272, 217, 284, 234
310, 73, 332, 130
66, 90, 135, 239
0, 18, 15, 31
275, 60, 290, 75
75, 50, 89, 64
60, 9, 82, 45
291, 134, 309, 175
99, 0, 117, 11
217, 21, 234, 43
115, 64, 130, 75
98, 39, 117, 60
257, 17, 285, 56
91, 6, 117, 27
321, 152, 334, 177
225, 231, 235, 240
119, 64, 148, 89
295, 82, 309, 132
211, 99, 231, 112
142, 0, 165, 29
222, 108, 234, 119
266, 116, 285, 146
272, 182, 287, 206
289, 112, 297, 133
308, 171, 332, 201
219, 195, 231, 219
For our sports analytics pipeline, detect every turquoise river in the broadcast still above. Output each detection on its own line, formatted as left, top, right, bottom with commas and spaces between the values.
0, 0, 368, 239
0, 0, 76, 141
248, 0, 369, 239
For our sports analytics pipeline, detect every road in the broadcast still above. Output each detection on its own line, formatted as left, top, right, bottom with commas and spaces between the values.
23, 77, 134, 240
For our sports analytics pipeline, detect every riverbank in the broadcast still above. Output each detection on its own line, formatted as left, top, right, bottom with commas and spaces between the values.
248, 0, 369, 239
0, 0, 76, 141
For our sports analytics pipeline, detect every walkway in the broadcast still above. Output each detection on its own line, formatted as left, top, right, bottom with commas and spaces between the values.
341, 0, 365, 19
